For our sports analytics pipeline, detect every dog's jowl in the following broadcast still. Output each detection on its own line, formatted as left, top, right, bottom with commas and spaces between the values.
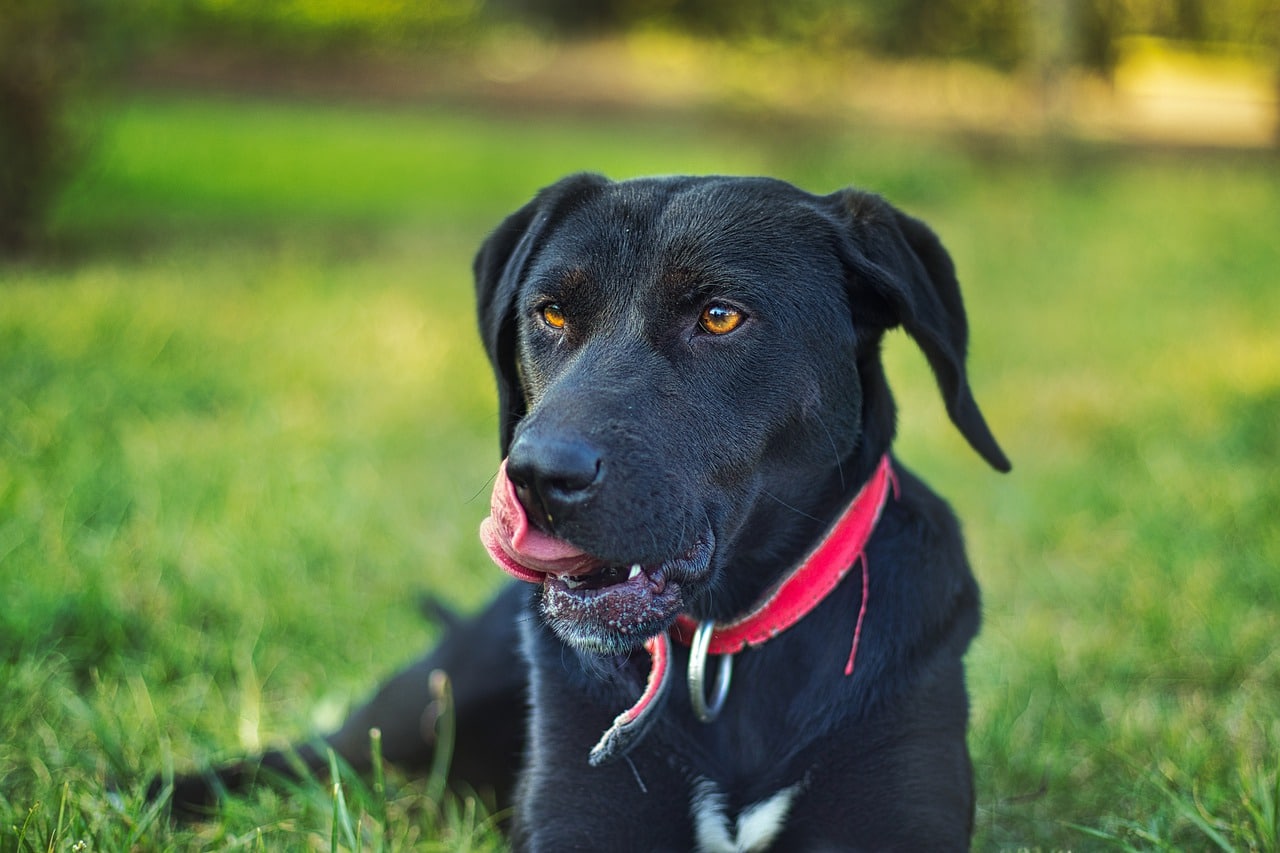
161, 174, 1009, 852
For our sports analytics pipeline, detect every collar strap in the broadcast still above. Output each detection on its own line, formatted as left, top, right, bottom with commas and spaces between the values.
590, 455, 897, 765
671, 454, 896, 657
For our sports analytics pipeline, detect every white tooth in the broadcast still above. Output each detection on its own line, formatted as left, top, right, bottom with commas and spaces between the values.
562, 575, 584, 589
628, 564, 642, 580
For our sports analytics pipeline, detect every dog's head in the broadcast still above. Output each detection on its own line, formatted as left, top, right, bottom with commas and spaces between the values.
476, 174, 1008, 654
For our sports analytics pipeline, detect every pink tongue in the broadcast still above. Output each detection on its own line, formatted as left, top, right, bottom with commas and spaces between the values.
479, 460, 598, 581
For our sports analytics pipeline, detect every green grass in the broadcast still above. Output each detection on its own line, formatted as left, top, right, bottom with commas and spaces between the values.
2, 93, 1279, 850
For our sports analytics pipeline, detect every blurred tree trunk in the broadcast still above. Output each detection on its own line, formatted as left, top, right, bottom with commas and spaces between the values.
0, 72, 71, 254
0, 1, 84, 255
0, 0, 136, 256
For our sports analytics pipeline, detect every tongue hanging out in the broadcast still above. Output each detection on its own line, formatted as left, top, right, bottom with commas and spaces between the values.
479, 460, 604, 583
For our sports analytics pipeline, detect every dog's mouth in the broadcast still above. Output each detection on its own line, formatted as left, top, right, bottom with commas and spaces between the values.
547, 562, 654, 592
479, 461, 711, 653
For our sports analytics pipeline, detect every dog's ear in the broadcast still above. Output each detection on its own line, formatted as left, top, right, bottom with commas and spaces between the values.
474, 173, 608, 454
832, 190, 1011, 472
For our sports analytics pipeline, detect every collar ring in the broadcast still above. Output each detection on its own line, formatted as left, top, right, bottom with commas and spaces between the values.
688, 619, 733, 723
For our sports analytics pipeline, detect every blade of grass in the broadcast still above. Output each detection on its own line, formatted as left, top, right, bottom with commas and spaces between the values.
1239, 763, 1279, 851
426, 670, 455, 810
45, 783, 68, 853
370, 727, 388, 853
125, 779, 177, 848
330, 781, 339, 853
1151, 773, 1235, 853
15, 801, 39, 853
328, 748, 359, 853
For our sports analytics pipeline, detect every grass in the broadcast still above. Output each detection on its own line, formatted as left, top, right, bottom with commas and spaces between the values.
2, 92, 1278, 850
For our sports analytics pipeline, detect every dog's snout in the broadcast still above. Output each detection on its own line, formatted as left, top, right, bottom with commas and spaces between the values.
506, 433, 603, 529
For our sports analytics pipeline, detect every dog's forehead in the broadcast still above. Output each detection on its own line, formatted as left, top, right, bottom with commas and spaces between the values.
530, 177, 842, 304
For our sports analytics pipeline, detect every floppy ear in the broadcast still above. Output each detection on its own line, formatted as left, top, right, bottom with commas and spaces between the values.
474, 173, 608, 454
832, 190, 1011, 472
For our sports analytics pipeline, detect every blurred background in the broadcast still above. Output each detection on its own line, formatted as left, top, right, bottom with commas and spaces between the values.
2, 1, 1278, 850
3, 0, 1278, 254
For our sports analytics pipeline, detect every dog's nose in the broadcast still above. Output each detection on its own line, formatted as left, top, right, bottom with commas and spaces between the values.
506, 433, 603, 532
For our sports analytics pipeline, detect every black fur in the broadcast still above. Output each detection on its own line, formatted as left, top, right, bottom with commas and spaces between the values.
157, 174, 1008, 851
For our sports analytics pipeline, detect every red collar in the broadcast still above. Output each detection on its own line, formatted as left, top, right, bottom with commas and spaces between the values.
589, 455, 897, 765
673, 454, 896, 667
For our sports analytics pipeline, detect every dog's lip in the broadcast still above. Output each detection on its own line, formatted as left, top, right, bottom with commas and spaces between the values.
479, 460, 603, 582
479, 459, 712, 595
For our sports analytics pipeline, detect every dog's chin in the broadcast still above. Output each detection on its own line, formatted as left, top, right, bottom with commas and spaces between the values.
541, 580, 683, 655
538, 538, 712, 656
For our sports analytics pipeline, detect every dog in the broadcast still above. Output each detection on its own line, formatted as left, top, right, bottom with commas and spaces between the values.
160, 173, 1010, 851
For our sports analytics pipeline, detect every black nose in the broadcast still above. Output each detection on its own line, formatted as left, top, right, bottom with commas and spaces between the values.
506, 432, 603, 532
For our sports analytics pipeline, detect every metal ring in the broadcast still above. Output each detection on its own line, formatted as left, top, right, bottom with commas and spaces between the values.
687, 620, 733, 723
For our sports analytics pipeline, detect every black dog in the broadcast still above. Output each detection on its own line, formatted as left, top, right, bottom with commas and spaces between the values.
162, 174, 1009, 851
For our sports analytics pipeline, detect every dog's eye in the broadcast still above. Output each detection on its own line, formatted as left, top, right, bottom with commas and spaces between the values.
698, 304, 744, 336
540, 303, 567, 330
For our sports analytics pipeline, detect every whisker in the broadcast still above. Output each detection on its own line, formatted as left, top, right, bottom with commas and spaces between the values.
465, 469, 501, 506
761, 489, 823, 524
814, 414, 846, 493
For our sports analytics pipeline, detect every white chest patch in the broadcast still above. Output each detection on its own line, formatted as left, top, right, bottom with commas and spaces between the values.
690, 777, 799, 853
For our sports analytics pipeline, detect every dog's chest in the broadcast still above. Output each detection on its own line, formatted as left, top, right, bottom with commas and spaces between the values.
689, 777, 799, 853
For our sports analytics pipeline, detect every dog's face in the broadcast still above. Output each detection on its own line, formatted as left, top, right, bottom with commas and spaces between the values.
477, 175, 1007, 654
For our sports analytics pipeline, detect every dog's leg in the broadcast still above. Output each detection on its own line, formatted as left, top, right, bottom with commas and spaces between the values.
157, 583, 530, 819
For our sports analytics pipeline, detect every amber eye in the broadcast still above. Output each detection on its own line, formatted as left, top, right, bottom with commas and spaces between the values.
540, 303, 567, 330
698, 303, 744, 335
